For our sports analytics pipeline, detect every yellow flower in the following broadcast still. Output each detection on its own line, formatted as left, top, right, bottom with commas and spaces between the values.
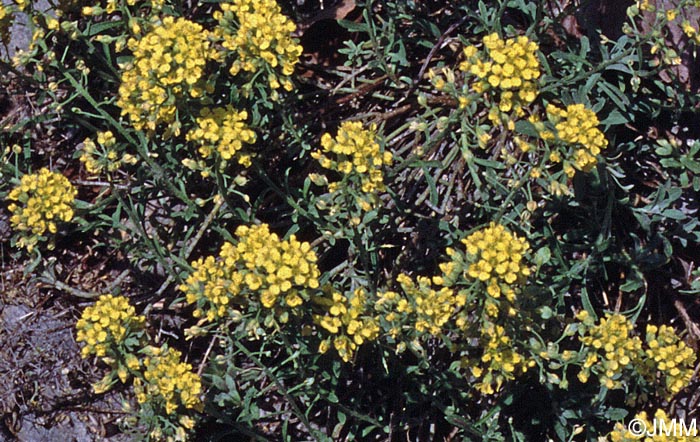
215, 0, 302, 92
467, 322, 531, 395
392, 275, 461, 336
13, 0, 28, 11
137, 346, 203, 417
79, 131, 130, 174
186, 106, 256, 167
460, 33, 541, 112
313, 287, 380, 362
546, 103, 607, 173
76, 294, 146, 360
180, 224, 320, 320
682, 20, 697, 37
7, 168, 77, 250
117, 16, 215, 135
578, 313, 641, 390
92, 373, 114, 394
639, 324, 696, 397
462, 222, 530, 294
312, 121, 393, 203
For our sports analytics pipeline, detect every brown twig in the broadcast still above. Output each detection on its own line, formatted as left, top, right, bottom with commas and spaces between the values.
674, 298, 700, 347
407, 16, 469, 98
197, 335, 218, 377
334, 75, 389, 105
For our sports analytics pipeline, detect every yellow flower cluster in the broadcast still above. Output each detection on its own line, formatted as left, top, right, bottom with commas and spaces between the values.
455, 223, 530, 303
577, 312, 696, 397
546, 104, 608, 174
76, 294, 146, 359
180, 223, 320, 321
214, 0, 302, 91
185, 106, 256, 168
226, 224, 320, 308
639, 324, 696, 396
312, 121, 393, 195
117, 16, 215, 135
576, 312, 642, 388
393, 274, 465, 336
145, 414, 197, 442
373, 289, 402, 339
80, 131, 137, 174
7, 168, 77, 250
134, 346, 203, 416
314, 287, 380, 362
608, 408, 698, 441
459, 33, 540, 113
182, 254, 236, 321
468, 322, 531, 395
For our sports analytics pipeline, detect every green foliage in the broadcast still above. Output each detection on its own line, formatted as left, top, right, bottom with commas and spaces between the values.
2, 0, 700, 440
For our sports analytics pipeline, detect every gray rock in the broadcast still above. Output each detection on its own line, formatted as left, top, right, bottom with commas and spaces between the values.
1, 0, 53, 59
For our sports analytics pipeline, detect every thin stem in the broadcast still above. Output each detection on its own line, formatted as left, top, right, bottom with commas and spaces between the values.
155, 196, 224, 298
233, 340, 324, 441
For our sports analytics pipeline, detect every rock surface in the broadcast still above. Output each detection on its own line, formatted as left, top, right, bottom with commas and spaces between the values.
1, 0, 52, 59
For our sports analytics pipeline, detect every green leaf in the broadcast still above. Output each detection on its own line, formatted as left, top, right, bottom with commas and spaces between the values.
554, 420, 567, 441
581, 72, 602, 97
362, 425, 378, 438
84, 19, 124, 38
600, 109, 631, 126
655, 140, 673, 156
422, 165, 439, 206
473, 157, 506, 169
580, 286, 598, 321
680, 157, 700, 173
540, 306, 553, 320
662, 209, 686, 220
339, 19, 369, 33
534, 246, 551, 268
619, 276, 643, 293
605, 408, 629, 421
598, 80, 630, 111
